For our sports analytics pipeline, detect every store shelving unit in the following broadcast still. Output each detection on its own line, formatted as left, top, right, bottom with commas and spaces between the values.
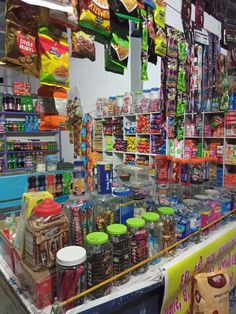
0, 110, 62, 173
183, 110, 236, 185
93, 112, 165, 169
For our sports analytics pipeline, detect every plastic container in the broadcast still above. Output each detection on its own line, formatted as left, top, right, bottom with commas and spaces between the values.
64, 194, 94, 246
142, 212, 161, 264
56, 246, 86, 307
126, 218, 148, 275
107, 224, 131, 285
172, 158, 181, 184
113, 188, 134, 224
24, 199, 69, 271
194, 195, 211, 235
85, 232, 113, 299
72, 160, 85, 196
92, 193, 114, 232
158, 207, 176, 256
36, 155, 46, 173
189, 158, 204, 184
180, 159, 190, 185
183, 199, 201, 243
46, 155, 58, 171
205, 189, 222, 231
155, 155, 172, 184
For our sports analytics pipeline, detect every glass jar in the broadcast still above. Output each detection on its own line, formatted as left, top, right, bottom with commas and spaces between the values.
113, 188, 134, 224
115, 95, 124, 116
215, 187, 232, 225
85, 232, 113, 299
183, 199, 201, 243
134, 91, 143, 113
205, 189, 222, 231
56, 246, 86, 308
92, 193, 114, 232
194, 195, 211, 236
107, 224, 131, 286
158, 207, 176, 256
175, 203, 191, 248
126, 218, 148, 275
158, 184, 171, 206
208, 157, 218, 187
142, 212, 161, 264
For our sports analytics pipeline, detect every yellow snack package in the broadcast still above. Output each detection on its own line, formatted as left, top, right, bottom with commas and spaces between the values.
39, 27, 69, 89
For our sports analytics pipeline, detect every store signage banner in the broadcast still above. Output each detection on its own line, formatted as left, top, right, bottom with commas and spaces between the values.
161, 225, 236, 314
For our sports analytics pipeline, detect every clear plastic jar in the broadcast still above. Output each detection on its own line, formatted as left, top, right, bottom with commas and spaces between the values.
205, 189, 222, 231
36, 155, 46, 173
172, 158, 181, 184
180, 160, 190, 185
85, 232, 113, 299
183, 199, 201, 243
158, 207, 176, 256
72, 160, 85, 196
46, 155, 58, 171
142, 212, 161, 264
107, 224, 131, 285
126, 218, 148, 275
56, 246, 86, 308
175, 204, 191, 248
215, 187, 232, 225
190, 158, 204, 184
155, 155, 172, 184
92, 193, 114, 232
134, 91, 143, 113
64, 194, 94, 246
113, 188, 134, 224
194, 195, 211, 235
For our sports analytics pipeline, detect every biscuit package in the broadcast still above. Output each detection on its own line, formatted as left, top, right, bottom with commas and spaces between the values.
72, 30, 95, 61
192, 270, 231, 314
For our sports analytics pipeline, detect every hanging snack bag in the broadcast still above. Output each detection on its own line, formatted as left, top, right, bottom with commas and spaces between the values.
181, 0, 191, 24
192, 270, 230, 314
4, 0, 39, 77
155, 26, 167, 57
108, 0, 140, 23
110, 33, 129, 68
147, 8, 157, 65
39, 27, 69, 89
141, 8, 148, 81
79, 0, 110, 39
72, 31, 96, 61
105, 45, 125, 75
154, 0, 166, 29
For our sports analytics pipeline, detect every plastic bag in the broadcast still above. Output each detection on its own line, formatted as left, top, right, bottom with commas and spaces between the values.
39, 26, 69, 89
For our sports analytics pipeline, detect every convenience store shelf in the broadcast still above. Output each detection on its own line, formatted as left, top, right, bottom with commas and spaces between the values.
1, 111, 39, 117
6, 149, 59, 154
5, 130, 60, 136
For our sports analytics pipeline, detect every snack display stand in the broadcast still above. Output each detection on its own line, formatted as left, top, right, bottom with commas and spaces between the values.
0, 219, 235, 314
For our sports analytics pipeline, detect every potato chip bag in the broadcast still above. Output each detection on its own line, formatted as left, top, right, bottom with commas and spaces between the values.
79, 0, 110, 38
72, 30, 95, 61
39, 27, 70, 89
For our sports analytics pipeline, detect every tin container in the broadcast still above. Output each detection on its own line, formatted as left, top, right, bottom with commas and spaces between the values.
96, 162, 113, 194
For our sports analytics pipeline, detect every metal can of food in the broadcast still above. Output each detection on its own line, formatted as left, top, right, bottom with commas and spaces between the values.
96, 162, 113, 194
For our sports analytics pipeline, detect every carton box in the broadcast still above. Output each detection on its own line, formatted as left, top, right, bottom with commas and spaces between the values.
14, 259, 56, 309
0, 221, 15, 272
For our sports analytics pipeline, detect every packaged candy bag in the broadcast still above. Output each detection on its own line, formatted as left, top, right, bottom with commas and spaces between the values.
108, 0, 140, 23
154, 0, 166, 29
72, 30, 95, 61
79, 0, 110, 38
192, 270, 230, 314
39, 26, 69, 89
155, 27, 167, 57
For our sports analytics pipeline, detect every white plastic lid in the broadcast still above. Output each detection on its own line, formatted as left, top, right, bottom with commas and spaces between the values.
56, 246, 86, 267
195, 195, 208, 200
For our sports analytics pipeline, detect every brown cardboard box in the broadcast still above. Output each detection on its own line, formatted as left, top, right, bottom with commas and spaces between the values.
15, 259, 56, 309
